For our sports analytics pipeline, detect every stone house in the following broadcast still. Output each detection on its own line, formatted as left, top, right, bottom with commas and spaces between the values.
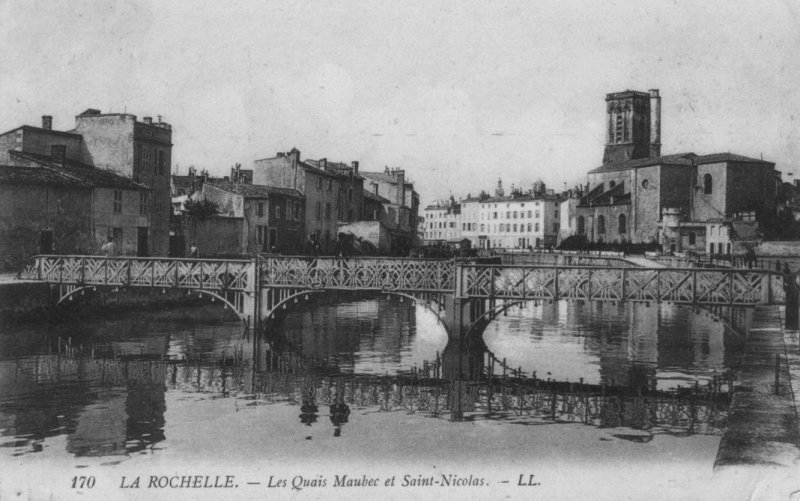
0, 150, 151, 269
253, 149, 346, 253
202, 181, 304, 255
0, 110, 173, 256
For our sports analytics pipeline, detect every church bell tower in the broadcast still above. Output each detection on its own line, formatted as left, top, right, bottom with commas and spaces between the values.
602, 89, 661, 164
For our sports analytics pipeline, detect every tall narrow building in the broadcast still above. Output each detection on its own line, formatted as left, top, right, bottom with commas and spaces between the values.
603, 89, 661, 164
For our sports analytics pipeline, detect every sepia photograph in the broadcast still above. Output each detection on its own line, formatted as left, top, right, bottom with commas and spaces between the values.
2, 1, 800, 499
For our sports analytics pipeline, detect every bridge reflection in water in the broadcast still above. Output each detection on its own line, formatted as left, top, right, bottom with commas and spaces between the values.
0, 297, 742, 458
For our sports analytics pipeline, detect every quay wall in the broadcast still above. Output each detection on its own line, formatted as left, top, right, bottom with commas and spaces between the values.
0, 281, 218, 325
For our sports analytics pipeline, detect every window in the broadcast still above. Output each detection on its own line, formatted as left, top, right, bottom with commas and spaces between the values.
577, 216, 585, 235
597, 215, 606, 234
703, 173, 713, 195
493, 212, 497, 219
689, 232, 696, 245
139, 192, 148, 215
535, 210, 540, 218
257, 202, 264, 217
113, 190, 123, 213
506, 211, 510, 219
641, 179, 649, 189
348, 189, 352, 201
527, 210, 532, 218
327, 179, 333, 191
157, 150, 166, 175
553, 223, 560, 233
142, 147, 150, 173
480, 224, 485, 232
275, 202, 282, 220
513, 224, 517, 232
527, 223, 532, 232
285, 201, 291, 220
535, 223, 540, 232
618, 214, 627, 234
257, 225, 266, 244
325, 203, 331, 220
513, 211, 518, 219
317, 177, 323, 190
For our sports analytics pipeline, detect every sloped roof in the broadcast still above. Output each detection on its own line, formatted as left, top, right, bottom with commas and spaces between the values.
693, 153, 773, 165
0, 124, 83, 139
0, 164, 89, 188
589, 151, 774, 174
588, 153, 697, 174
364, 190, 391, 204
360, 171, 402, 184
207, 180, 303, 199
9, 151, 148, 190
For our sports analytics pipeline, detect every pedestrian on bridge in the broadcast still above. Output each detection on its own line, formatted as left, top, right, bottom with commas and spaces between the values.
101, 237, 117, 257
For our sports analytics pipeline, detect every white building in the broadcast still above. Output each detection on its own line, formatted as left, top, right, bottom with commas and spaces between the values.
463, 194, 560, 249
423, 179, 564, 250
422, 198, 461, 242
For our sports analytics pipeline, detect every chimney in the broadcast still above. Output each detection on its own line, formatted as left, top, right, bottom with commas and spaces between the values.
351, 161, 359, 174
42, 115, 53, 130
157, 115, 162, 124
143, 116, 153, 125
649, 89, 661, 157
50, 144, 67, 166
395, 169, 405, 205
289, 148, 300, 190
319, 158, 327, 170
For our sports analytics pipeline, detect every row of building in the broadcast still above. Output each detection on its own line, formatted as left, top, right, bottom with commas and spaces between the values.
423, 89, 781, 256
172, 149, 419, 256
0, 110, 420, 271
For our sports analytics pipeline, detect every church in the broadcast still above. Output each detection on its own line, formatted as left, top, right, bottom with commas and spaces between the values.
573, 89, 777, 254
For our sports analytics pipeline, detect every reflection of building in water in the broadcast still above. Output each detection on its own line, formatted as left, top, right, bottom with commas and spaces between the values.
0, 356, 168, 457
485, 300, 741, 391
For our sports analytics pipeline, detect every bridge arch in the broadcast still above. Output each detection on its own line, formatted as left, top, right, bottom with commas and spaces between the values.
260, 288, 450, 333
55, 284, 250, 323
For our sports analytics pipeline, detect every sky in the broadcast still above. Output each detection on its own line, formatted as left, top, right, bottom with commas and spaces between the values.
2, 0, 800, 205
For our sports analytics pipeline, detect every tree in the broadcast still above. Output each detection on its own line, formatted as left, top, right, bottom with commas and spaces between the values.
182, 198, 219, 221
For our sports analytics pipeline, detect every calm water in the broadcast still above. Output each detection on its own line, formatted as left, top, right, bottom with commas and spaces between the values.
0, 297, 748, 462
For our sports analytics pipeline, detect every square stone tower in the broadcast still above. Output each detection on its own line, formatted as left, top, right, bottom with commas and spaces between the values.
603, 89, 661, 164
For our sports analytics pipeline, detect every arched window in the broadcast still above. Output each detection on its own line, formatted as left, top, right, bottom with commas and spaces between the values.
689, 232, 696, 245
577, 216, 585, 235
618, 214, 627, 234
703, 173, 712, 195
597, 215, 606, 235
609, 180, 616, 188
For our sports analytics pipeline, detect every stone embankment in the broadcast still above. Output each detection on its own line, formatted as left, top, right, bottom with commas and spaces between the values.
0, 275, 214, 325
715, 305, 800, 468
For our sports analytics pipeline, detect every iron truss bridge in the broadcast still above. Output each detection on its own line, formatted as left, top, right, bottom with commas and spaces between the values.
19, 255, 788, 327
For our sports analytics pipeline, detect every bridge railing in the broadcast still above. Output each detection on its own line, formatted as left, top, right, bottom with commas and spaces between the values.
258, 256, 455, 292
20, 255, 254, 292
458, 265, 786, 305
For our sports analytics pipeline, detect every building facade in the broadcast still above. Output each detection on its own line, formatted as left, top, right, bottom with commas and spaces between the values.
0, 110, 173, 257
423, 180, 562, 250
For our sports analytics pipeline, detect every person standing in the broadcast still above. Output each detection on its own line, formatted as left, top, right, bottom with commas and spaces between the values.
189, 242, 199, 258
101, 236, 117, 257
